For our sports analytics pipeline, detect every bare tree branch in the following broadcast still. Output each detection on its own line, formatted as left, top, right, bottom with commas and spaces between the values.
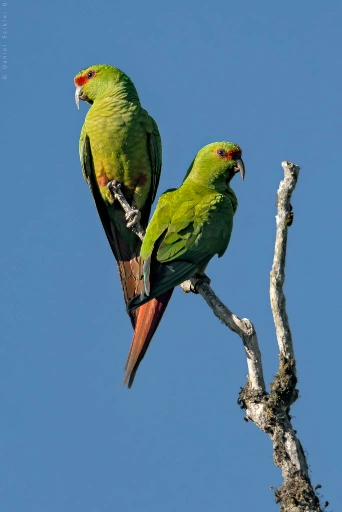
182, 276, 266, 393
110, 165, 327, 511
270, 161, 299, 360
186, 161, 325, 511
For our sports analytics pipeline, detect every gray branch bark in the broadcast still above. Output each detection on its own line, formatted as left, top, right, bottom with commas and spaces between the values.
184, 162, 326, 511
110, 165, 328, 511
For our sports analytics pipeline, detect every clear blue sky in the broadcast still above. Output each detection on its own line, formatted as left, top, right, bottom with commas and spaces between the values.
1, 1, 341, 510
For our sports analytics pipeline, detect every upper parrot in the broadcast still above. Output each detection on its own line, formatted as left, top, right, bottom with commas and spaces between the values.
123, 141, 245, 387
74, 64, 162, 326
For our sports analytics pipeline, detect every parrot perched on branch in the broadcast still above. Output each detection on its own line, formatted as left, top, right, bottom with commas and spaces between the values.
123, 141, 245, 387
74, 64, 162, 326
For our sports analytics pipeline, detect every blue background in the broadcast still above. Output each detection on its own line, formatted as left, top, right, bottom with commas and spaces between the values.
1, 1, 341, 510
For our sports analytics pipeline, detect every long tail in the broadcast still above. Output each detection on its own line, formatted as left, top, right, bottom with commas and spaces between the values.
123, 289, 174, 388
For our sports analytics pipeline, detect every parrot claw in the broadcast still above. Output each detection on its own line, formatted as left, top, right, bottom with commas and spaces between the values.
125, 209, 141, 229
190, 273, 211, 294
107, 179, 121, 193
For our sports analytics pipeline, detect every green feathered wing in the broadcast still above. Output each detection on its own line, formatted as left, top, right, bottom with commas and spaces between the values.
129, 183, 235, 309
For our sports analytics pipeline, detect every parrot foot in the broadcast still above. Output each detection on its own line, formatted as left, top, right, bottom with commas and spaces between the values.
107, 179, 141, 228
107, 180, 145, 241
107, 179, 121, 194
190, 273, 211, 294
125, 209, 141, 229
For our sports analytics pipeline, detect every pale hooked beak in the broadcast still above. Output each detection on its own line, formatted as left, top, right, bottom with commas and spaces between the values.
75, 86, 82, 110
234, 158, 245, 181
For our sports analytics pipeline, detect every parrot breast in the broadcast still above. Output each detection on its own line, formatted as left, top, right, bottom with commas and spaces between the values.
85, 99, 152, 209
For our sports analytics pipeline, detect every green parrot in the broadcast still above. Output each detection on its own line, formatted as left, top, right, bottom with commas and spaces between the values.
123, 141, 245, 387
74, 64, 162, 326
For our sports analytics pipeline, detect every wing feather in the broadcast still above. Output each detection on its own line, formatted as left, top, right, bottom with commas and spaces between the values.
81, 134, 143, 326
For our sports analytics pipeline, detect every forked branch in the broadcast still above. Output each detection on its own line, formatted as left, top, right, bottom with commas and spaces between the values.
110, 164, 326, 511
187, 161, 325, 511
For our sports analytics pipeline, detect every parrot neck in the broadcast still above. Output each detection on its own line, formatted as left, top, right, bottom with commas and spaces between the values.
183, 176, 238, 211
96, 79, 140, 104
185, 167, 234, 193
111, 81, 140, 102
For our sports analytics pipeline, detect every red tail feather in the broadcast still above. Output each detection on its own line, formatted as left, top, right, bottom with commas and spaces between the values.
123, 290, 174, 388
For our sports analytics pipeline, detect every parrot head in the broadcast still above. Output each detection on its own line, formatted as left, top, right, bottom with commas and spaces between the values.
74, 64, 137, 109
188, 141, 245, 185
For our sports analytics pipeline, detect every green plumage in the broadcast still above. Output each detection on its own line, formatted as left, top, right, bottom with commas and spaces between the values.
75, 64, 162, 325
129, 141, 244, 309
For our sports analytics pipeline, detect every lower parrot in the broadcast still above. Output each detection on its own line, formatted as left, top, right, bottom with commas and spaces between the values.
74, 64, 162, 326
123, 141, 245, 387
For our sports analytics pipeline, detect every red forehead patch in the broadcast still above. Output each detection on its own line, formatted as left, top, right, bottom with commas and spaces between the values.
74, 75, 89, 86
227, 148, 242, 159
74, 70, 97, 87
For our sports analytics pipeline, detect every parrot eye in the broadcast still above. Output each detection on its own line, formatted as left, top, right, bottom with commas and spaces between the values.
216, 149, 227, 157
86, 70, 95, 79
